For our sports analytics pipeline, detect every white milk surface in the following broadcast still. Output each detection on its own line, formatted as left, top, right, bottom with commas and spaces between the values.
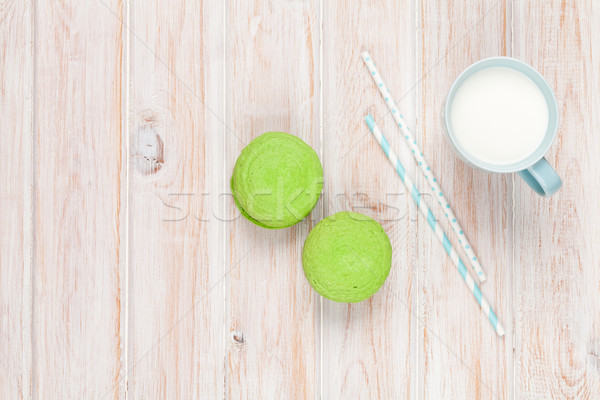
449, 66, 549, 166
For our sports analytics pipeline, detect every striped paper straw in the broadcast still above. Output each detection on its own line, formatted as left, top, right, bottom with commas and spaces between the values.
365, 115, 504, 336
361, 51, 487, 282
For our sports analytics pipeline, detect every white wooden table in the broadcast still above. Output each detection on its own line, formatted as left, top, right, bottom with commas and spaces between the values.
2, 1, 599, 398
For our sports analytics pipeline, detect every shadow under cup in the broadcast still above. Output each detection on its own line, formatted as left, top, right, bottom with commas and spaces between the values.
444, 57, 563, 197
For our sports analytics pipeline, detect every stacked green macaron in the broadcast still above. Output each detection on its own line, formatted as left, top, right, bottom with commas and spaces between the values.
302, 211, 392, 303
231, 132, 323, 229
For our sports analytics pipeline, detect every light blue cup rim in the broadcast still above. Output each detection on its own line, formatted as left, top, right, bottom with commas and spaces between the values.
444, 56, 559, 174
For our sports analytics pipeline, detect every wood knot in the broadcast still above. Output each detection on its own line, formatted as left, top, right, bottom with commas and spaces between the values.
588, 339, 600, 371
232, 330, 245, 347
131, 126, 164, 175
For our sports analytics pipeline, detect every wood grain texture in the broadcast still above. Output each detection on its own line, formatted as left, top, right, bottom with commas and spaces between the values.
33, 0, 125, 397
2, 1, 600, 398
128, 0, 225, 397
224, 0, 320, 397
0, 1, 33, 398
418, 1, 512, 398
513, 1, 600, 398
321, 1, 418, 398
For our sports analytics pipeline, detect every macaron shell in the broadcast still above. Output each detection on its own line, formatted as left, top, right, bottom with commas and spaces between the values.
231, 132, 323, 229
302, 211, 392, 303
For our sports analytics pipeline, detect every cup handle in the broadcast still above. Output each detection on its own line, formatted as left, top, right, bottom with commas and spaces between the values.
517, 157, 563, 197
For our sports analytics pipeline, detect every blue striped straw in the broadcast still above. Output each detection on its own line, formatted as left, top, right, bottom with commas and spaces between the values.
365, 115, 505, 336
361, 51, 487, 282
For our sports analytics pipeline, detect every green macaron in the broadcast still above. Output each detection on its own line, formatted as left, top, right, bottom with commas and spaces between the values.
302, 211, 392, 303
231, 132, 323, 229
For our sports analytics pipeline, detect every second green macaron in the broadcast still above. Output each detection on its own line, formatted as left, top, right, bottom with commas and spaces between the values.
302, 211, 392, 303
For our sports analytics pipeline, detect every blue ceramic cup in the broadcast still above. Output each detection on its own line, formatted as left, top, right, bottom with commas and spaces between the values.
444, 57, 562, 197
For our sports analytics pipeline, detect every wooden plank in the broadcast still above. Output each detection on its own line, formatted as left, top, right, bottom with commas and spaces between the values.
512, 1, 600, 398
418, 1, 512, 398
34, 0, 125, 397
224, 0, 320, 397
128, 0, 225, 397
0, 1, 33, 398
321, 1, 418, 398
